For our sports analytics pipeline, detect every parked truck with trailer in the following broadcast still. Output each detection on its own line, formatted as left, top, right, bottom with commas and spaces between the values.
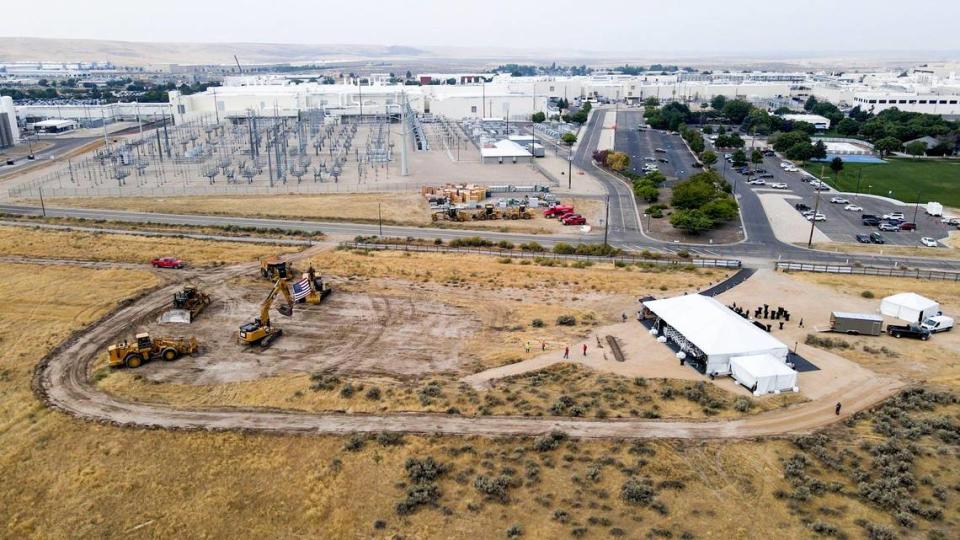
886, 323, 930, 340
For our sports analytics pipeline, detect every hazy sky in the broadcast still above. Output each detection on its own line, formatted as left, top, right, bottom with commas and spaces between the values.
5, 0, 959, 54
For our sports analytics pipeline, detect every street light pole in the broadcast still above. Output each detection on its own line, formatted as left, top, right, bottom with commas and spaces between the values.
568, 154, 572, 189
807, 166, 825, 248
378, 202, 383, 236
603, 195, 610, 246
913, 191, 921, 230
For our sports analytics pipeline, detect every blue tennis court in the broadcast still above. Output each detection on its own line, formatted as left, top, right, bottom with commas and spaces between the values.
812, 154, 887, 164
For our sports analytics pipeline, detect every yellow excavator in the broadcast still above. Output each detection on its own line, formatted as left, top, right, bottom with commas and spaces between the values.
238, 278, 294, 347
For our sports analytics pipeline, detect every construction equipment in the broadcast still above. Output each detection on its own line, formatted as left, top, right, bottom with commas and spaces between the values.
470, 203, 501, 221
239, 277, 294, 347
160, 285, 211, 324
432, 207, 469, 222
298, 266, 332, 304
502, 205, 533, 220
260, 256, 293, 280
107, 333, 199, 368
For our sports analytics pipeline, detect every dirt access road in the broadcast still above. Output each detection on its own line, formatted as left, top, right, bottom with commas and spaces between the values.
33, 254, 902, 440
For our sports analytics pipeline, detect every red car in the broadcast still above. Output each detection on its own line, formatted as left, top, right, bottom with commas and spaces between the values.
562, 214, 587, 225
544, 205, 574, 218
899, 222, 916, 231
151, 256, 185, 269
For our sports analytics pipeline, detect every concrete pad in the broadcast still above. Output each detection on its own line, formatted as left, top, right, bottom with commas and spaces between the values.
757, 192, 830, 244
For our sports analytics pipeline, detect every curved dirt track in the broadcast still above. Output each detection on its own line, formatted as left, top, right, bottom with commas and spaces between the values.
32, 257, 904, 440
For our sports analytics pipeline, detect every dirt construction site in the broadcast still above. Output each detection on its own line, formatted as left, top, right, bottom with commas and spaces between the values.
1, 223, 958, 538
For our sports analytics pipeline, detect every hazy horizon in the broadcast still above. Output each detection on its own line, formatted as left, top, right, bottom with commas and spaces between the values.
4, 0, 960, 56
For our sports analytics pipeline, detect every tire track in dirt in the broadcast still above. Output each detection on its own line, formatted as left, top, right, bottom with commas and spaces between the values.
30, 256, 904, 440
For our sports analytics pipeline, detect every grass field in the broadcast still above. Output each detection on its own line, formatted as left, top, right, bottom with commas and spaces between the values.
803, 158, 960, 206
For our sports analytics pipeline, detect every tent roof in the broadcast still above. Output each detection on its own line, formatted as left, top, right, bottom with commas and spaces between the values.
730, 354, 796, 377
643, 294, 788, 356
881, 292, 938, 311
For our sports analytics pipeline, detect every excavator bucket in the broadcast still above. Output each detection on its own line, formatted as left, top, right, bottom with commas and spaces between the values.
277, 305, 293, 317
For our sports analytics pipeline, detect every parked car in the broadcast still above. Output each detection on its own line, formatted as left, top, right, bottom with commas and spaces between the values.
561, 214, 587, 225
758, 173, 775, 179
886, 323, 930, 340
920, 237, 939, 247
855, 233, 872, 243
747, 179, 766, 186
692, 161, 703, 168
899, 222, 916, 231
152, 257, 184, 269
870, 232, 885, 244
770, 183, 789, 189
862, 217, 880, 226
844, 204, 863, 212
657, 158, 669, 163
830, 197, 850, 204
544, 205, 574, 218
654, 148, 667, 153
883, 212, 905, 221
754, 168, 767, 174
762, 150, 775, 156
878, 222, 900, 232
806, 213, 826, 221
643, 157, 656, 162
921, 315, 954, 333
795, 203, 812, 212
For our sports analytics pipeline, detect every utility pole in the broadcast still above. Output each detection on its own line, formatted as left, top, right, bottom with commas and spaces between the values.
913, 190, 921, 230
378, 202, 383, 236
806, 166, 824, 248
38, 186, 46, 217
568, 154, 572, 189
603, 195, 610, 246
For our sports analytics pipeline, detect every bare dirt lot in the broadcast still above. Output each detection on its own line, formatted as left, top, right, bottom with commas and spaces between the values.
32, 193, 605, 234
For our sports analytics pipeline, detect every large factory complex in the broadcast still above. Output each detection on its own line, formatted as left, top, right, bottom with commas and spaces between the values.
6, 63, 960, 132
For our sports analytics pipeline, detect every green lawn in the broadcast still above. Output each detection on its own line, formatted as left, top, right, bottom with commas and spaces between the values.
802, 158, 960, 207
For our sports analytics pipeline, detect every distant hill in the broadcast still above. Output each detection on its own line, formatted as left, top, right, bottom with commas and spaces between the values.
0, 37, 432, 65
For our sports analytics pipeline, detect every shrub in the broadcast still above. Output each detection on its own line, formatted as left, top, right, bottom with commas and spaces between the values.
474, 474, 513, 502
506, 524, 523, 538
405, 457, 451, 484
534, 431, 568, 452
343, 434, 367, 452
620, 477, 656, 506
531, 318, 545, 328
376, 432, 404, 446
395, 483, 441, 515
733, 396, 754, 412
556, 315, 577, 326
861, 290, 875, 299
553, 242, 576, 255
520, 241, 545, 252
339, 382, 355, 398
365, 386, 382, 400
498, 240, 515, 250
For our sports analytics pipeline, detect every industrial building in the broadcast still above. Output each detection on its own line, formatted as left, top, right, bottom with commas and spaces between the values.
779, 113, 832, 130
0, 96, 18, 147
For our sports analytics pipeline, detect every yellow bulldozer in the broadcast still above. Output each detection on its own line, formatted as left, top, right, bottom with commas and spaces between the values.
107, 333, 199, 369
297, 266, 333, 304
239, 277, 294, 347
259, 256, 294, 280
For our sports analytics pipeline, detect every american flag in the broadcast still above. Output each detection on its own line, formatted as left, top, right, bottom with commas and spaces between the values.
292, 277, 312, 301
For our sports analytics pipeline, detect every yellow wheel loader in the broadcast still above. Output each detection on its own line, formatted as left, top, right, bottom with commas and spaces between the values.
239, 277, 295, 347
259, 256, 294, 280
107, 333, 199, 369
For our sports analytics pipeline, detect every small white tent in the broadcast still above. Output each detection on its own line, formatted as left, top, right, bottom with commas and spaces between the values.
880, 293, 940, 323
730, 354, 798, 395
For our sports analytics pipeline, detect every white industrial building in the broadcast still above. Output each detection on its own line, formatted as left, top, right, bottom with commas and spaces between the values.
479, 140, 533, 164
780, 113, 832, 130
643, 295, 796, 394
0, 96, 19, 147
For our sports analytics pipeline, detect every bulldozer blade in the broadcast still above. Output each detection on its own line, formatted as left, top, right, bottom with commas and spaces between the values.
159, 309, 192, 324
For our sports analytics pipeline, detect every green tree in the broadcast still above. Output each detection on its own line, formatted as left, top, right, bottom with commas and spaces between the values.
785, 142, 815, 162
812, 140, 828, 160
700, 197, 739, 222
672, 176, 720, 209
732, 149, 748, 167
670, 209, 714, 234
560, 132, 577, 145
531, 111, 546, 123
830, 156, 844, 176
835, 118, 861, 136
804, 95, 818, 111
644, 170, 667, 185
702, 125, 714, 135
904, 140, 927, 158
750, 149, 763, 165
644, 96, 660, 107
700, 150, 718, 169
633, 180, 659, 202
710, 95, 728, 110
606, 151, 630, 171
874, 136, 902, 157
721, 99, 753, 124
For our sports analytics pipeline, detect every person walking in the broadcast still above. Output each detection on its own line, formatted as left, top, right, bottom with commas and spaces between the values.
799, 318, 804, 328
582, 343, 588, 356
525, 341, 531, 353
835, 402, 842, 416
563, 346, 569, 359
541, 341, 546, 352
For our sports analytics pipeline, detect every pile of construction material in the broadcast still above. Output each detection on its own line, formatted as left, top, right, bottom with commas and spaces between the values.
421, 184, 488, 205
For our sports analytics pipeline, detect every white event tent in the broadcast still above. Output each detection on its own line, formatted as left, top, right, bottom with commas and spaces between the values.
730, 354, 798, 395
880, 293, 940, 323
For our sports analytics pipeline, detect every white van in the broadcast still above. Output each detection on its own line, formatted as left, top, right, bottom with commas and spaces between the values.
921, 315, 954, 333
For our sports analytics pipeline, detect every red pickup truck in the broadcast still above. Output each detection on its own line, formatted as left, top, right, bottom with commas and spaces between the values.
562, 214, 587, 225
544, 205, 574, 218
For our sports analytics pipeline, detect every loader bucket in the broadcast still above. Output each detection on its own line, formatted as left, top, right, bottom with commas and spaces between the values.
159, 309, 192, 324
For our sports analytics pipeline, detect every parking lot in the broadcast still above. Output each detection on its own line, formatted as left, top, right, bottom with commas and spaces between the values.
735, 151, 954, 247
615, 111, 697, 183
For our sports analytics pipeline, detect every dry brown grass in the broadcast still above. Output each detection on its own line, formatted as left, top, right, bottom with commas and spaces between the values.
99, 363, 803, 420
0, 261, 955, 539
0, 225, 300, 266
35, 193, 604, 234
